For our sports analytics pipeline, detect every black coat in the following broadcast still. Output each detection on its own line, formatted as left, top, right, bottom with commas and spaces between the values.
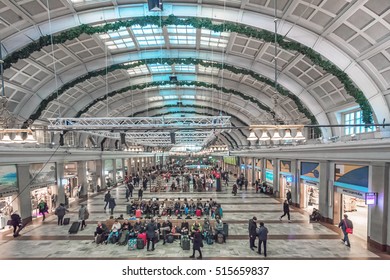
283, 202, 290, 212
145, 221, 157, 239
248, 220, 257, 236
192, 231, 203, 250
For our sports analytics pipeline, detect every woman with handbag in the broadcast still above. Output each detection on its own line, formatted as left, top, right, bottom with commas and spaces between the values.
189, 225, 203, 259
338, 214, 353, 247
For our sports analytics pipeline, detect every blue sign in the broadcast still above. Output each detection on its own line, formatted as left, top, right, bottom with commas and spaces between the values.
365, 192, 377, 205
286, 175, 293, 183
266, 171, 273, 183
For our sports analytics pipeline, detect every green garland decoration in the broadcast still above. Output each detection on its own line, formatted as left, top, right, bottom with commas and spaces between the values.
29, 58, 314, 125
5, 15, 372, 123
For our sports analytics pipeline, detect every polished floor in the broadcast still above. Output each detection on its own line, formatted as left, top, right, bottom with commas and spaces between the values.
0, 182, 388, 260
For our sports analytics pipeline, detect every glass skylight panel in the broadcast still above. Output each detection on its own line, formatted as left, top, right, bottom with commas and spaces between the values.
182, 95, 195, 99
169, 35, 196, 45
163, 95, 177, 100
198, 65, 219, 75
132, 25, 162, 35
167, 25, 196, 34
175, 65, 195, 72
148, 64, 172, 73
99, 27, 135, 50
136, 35, 165, 47
200, 29, 230, 48
126, 65, 149, 76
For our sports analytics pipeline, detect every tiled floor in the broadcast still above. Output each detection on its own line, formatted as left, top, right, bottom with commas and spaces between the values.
0, 183, 388, 260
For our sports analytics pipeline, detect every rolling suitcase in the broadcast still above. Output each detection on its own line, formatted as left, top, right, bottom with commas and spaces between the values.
69, 222, 80, 234
223, 223, 229, 237
128, 238, 137, 250
63, 218, 70, 225
118, 230, 129, 245
181, 235, 190, 250
167, 234, 174, 244
137, 238, 145, 249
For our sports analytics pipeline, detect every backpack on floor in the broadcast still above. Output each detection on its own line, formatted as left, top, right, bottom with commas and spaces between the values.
128, 238, 137, 251
118, 230, 129, 245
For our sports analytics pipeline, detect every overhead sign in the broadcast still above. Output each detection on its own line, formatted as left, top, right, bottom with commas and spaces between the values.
336, 187, 365, 199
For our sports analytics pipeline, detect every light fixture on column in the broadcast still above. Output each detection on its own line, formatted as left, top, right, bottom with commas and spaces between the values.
282, 129, 293, 141
259, 131, 270, 141
271, 130, 282, 141
247, 131, 258, 141
294, 130, 305, 141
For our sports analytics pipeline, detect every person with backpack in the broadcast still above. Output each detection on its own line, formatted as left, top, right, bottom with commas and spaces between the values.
10, 211, 22, 237
78, 204, 89, 230
108, 197, 116, 215
37, 200, 48, 221
104, 191, 111, 210
214, 217, 226, 243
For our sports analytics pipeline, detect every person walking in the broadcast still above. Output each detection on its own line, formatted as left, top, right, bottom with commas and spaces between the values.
125, 186, 130, 202
37, 200, 48, 221
339, 214, 353, 247
54, 203, 68, 225
108, 197, 116, 215
145, 218, 158, 251
257, 222, 269, 257
128, 183, 134, 198
248, 216, 257, 250
189, 225, 203, 259
286, 190, 292, 204
138, 187, 143, 200
279, 200, 291, 222
78, 204, 89, 230
10, 211, 22, 237
104, 191, 111, 210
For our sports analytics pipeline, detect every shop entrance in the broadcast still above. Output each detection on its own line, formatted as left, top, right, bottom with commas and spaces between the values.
279, 175, 292, 199
341, 194, 368, 241
300, 181, 319, 213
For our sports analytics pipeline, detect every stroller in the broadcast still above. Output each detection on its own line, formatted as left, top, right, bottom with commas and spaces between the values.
310, 208, 321, 222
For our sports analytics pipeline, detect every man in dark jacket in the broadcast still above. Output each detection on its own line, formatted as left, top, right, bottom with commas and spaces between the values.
279, 200, 291, 222
104, 191, 111, 210
257, 222, 269, 257
248, 216, 257, 250
189, 226, 203, 259
338, 214, 353, 247
145, 218, 158, 251
108, 197, 116, 215
54, 203, 68, 225
10, 211, 22, 237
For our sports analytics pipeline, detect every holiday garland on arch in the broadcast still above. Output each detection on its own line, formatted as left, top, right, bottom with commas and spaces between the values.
4, 15, 373, 124
27, 58, 317, 128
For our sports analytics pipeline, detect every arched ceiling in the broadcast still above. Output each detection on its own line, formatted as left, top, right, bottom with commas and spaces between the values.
1, 0, 389, 143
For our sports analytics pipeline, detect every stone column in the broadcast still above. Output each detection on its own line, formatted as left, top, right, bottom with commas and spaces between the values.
112, 159, 117, 184
319, 160, 330, 221
16, 164, 33, 224
56, 162, 65, 205
291, 159, 298, 207
122, 158, 126, 178
95, 159, 103, 191
77, 161, 88, 199
368, 162, 389, 252
273, 159, 280, 198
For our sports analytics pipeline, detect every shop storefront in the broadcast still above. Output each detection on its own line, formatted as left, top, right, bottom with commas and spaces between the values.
263, 159, 274, 194
299, 161, 320, 212
222, 156, 239, 176
104, 160, 114, 188
29, 162, 57, 218
116, 159, 124, 183
333, 164, 369, 241
279, 160, 293, 199
0, 165, 18, 229
63, 162, 78, 204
